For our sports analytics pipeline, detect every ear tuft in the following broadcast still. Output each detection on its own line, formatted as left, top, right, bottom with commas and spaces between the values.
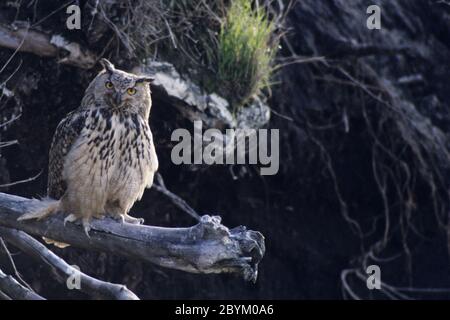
136, 76, 155, 84
99, 58, 115, 73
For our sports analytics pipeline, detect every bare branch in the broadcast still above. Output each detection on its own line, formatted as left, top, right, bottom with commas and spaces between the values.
0, 192, 265, 282
0, 268, 44, 300
153, 173, 201, 221
0, 23, 96, 69
0, 226, 139, 300
0, 171, 42, 189
0, 140, 18, 148
0, 113, 21, 129
0, 289, 11, 300
0, 237, 32, 290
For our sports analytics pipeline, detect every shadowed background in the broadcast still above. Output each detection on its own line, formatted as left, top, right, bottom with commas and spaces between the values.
0, 0, 450, 299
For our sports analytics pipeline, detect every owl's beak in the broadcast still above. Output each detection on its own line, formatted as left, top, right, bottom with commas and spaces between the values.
113, 92, 122, 106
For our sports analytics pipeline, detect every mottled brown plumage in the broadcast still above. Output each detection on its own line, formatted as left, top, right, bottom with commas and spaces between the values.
19, 59, 158, 235
47, 110, 87, 200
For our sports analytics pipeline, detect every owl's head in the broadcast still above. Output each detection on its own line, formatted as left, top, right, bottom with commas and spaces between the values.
82, 59, 154, 119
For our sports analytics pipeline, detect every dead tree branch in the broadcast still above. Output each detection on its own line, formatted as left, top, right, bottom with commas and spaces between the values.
0, 268, 44, 300
0, 193, 265, 282
0, 237, 32, 290
0, 23, 96, 69
0, 226, 139, 300
0, 289, 11, 300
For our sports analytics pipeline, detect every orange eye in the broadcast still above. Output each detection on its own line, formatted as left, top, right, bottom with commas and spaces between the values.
127, 88, 136, 95
105, 81, 113, 89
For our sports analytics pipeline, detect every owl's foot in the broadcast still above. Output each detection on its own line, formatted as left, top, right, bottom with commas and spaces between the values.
63, 214, 78, 226
121, 214, 144, 225
63, 214, 91, 238
82, 218, 92, 238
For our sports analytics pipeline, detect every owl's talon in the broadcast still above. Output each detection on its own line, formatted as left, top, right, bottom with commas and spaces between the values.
64, 214, 78, 226
121, 214, 144, 225
82, 219, 91, 238
110, 215, 123, 222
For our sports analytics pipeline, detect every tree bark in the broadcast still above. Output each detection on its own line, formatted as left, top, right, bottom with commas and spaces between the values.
0, 193, 265, 282
0, 268, 45, 300
0, 226, 139, 300
0, 23, 96, 68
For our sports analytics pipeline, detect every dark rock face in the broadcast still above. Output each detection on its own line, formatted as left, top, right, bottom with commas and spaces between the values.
268, 0, 450, 299
1, 1, 450, 299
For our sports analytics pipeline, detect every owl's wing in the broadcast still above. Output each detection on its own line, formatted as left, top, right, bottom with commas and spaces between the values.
48, 110, 88, 199
148, 129, 159, 173
143, 124, 159, 188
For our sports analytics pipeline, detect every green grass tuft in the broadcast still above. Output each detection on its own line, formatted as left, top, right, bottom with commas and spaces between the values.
215, 0, 278, 109
117, 0, 279, 110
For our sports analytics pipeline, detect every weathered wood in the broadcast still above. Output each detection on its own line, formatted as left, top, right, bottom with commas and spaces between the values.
0, 193, 264, 282
0, 268, 45, 300
0, 23, 96, 69
0, 226, 139, 300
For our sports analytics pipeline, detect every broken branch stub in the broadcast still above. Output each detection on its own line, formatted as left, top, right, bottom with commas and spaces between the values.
0, 193, 265, 282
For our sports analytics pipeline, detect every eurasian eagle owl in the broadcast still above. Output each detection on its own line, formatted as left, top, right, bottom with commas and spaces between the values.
19, 59, 158, 235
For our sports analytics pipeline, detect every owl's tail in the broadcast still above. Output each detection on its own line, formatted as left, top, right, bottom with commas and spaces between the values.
17, 197, 61, 221
17, 197, 70, 248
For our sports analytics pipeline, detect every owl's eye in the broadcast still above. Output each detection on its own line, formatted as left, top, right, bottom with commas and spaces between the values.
127, 88, 136, 95
105, 81, 114, 89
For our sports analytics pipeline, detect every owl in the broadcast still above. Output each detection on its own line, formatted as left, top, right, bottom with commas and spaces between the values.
19, 59, 159, 236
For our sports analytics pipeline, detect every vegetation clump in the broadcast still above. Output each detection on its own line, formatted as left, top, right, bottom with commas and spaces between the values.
115, 0, 280, 110
216, 0, 277, 108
